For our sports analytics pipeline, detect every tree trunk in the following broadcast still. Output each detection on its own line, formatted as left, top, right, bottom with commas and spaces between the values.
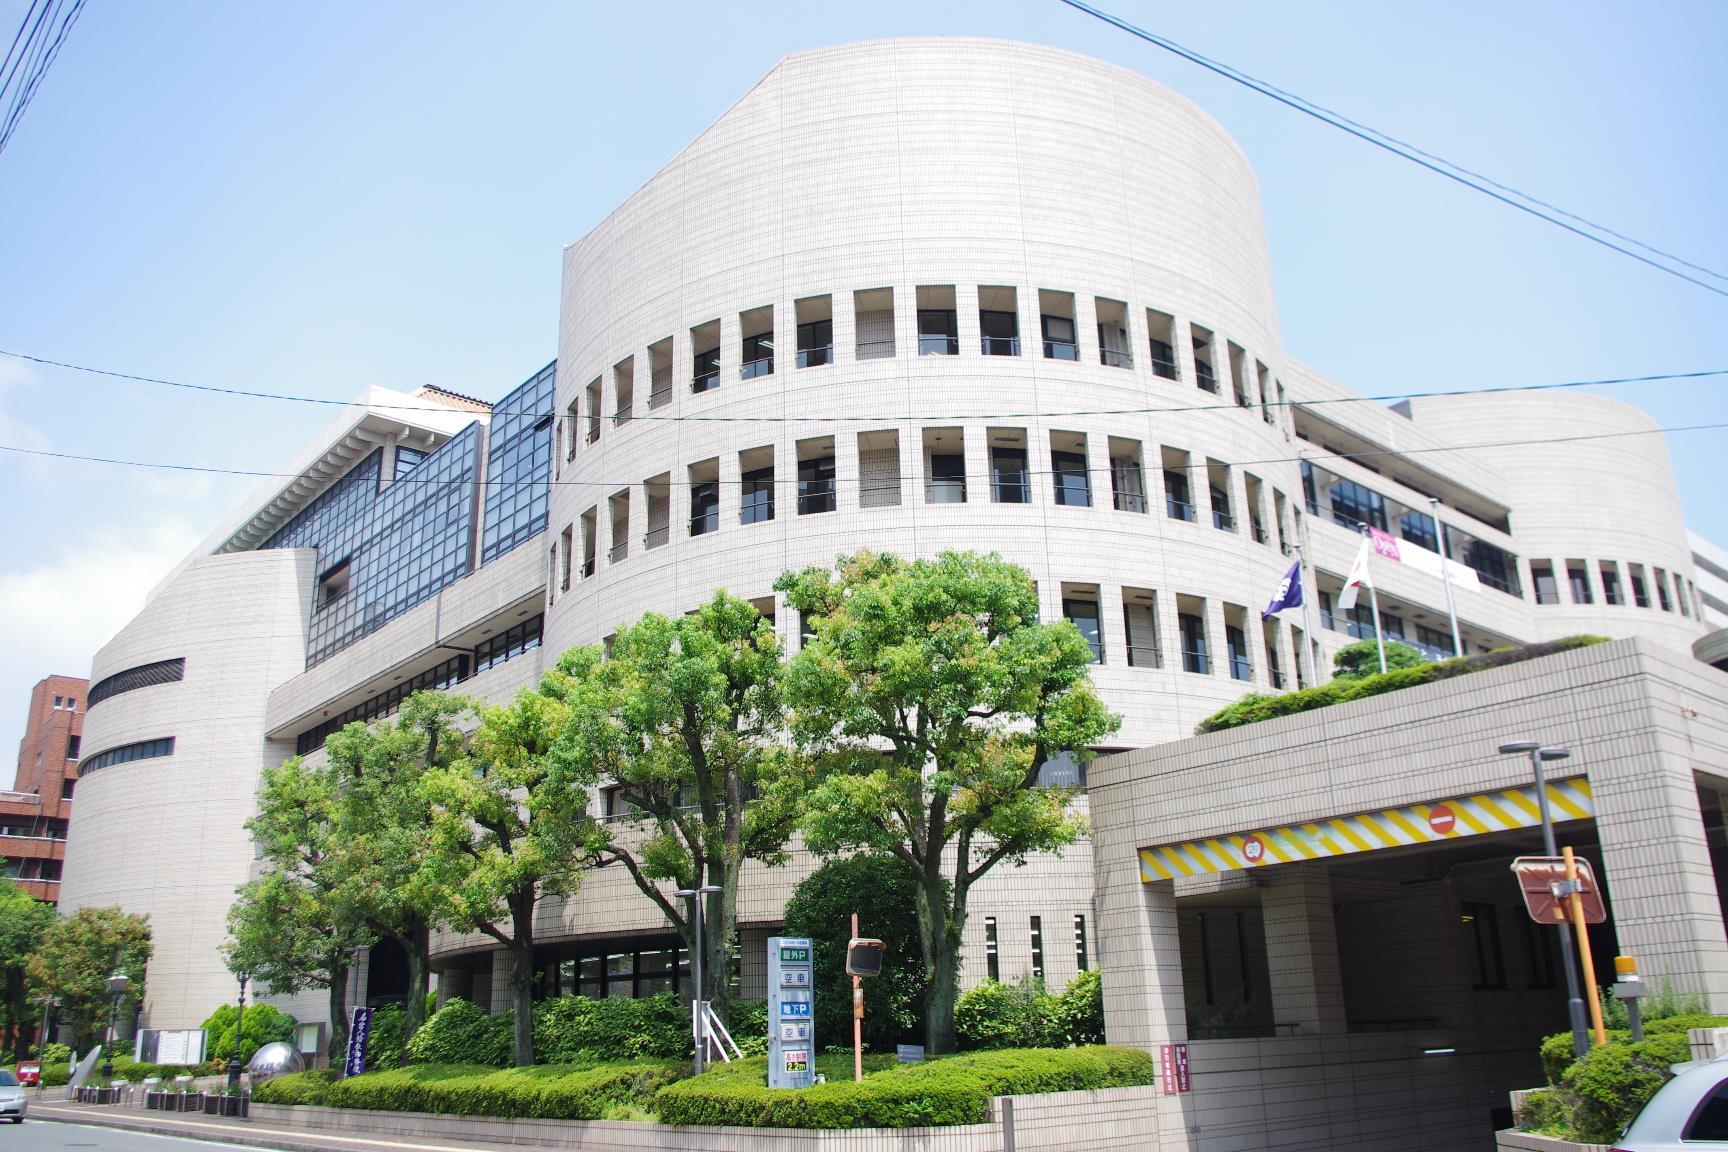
326, 960, 351, 1067
509, 887, 535, 1067
403, 918, 429, 1045
706, 857, 741, 1014
919, 876, 963, 1054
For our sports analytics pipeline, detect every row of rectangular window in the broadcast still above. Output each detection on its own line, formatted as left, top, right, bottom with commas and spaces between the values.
983, 914, 1089, 983
550, 430, 1296, 585
1530, 558, 1700, 617
1057, 585, 1302, 691
558, 286, 1284, 461
1301, 460, 1523, 598
291, 615, 545, 756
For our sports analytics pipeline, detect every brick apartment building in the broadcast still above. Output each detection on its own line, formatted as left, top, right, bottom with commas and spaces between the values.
4, 674, 85, 902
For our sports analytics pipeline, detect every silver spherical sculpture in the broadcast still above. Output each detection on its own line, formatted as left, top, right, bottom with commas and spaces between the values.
246, 1042, 304, 1083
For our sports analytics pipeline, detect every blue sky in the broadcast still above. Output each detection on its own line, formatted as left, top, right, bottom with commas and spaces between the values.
3, 1, 1726, 770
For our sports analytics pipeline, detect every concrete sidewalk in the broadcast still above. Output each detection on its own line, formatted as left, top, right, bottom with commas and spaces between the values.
29, 1100, 525, 1152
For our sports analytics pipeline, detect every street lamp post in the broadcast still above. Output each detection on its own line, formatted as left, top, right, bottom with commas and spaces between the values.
1500, 740, 1590, 1057
674, 883, 723, 1075
35, 994, 58, 1057
101, 971, 130, 1083
227, 973, 249, 1091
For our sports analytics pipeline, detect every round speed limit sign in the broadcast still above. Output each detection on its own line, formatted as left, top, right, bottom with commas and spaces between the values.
1241, 835, 1266, 864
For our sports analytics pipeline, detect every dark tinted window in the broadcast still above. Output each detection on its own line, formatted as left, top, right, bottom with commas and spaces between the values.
1687, 1076, 1728, 1140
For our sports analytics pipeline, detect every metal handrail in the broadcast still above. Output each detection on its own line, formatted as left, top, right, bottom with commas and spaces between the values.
608, 542, 628, 563
1043, 339, 1078, 361
1149, 357, 1178, 380
648, 386, 671, 409
796, 346, 832, 368
1181, 648, 1210, 674
690, 513, 719, 536
1114, 492, 1147, 513
1229, 657, 1253, 682
1126, 644, 1161, 669
740, 357, 774, 380
692, 369, 720, 392
644, 525, 669, 549
918, 335, 958, 356
856, 338, 895, 359
1213, 510, 1236, 531
981, 335, 1020, 356
1100, 347, 1133, 368
1166, 498, 1194, 522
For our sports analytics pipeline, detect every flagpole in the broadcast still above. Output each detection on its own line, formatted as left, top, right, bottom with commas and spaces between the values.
1361, 528, 1388, 674
1292, 542, 1319, 687
1430, 497, 1463, 659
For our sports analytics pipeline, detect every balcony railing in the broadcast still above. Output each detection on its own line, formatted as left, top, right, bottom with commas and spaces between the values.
1195, 363, 1217, 393
1269, 666, 1286, 689
1126, 644, 1161, 669
1213, 510, 1235, 532
0, 791, 41, 806
609, 541, 628, 563
993, 476, 1030, 504
857, 338, 895, 360
1229, 655, 1253, 682
692, 368, 720, 393
919, 334, 958, 356
1182, 648, 1210, 675
981, 335, 1020, 356
797, 345, 832, 368
1043, 339, 1078, 361
1251, 519, 1268, 544
1100, 347, 1133, 369
644, 525, 669, 550
582, 557, 596, 578
690, 511, 719, 536
1150, 357, 1178, 380
649, 367, 672, 408
928, 479, 966, 504
740, 356, 774, 380
1114, 491, 1147, 514
797, 486, 837, 516
1166, 497, 1194, 522
616, 403, 633, 427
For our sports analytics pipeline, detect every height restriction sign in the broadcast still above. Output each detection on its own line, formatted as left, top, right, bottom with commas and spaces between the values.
1511, 855, 1606, 924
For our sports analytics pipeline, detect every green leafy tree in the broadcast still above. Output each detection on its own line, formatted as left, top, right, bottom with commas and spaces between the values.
549, 593, 799, 1012
327, 692, 465, 1045
25, 906, 151, 1052
421, 688, 597, 1067
1330, 638, 1427, 680
0, 878, 55, 1059
776, 550, 1119, 1053
781, 852, 928, 1050
230, 757, 373, 1063
200, 1001, 295, 1064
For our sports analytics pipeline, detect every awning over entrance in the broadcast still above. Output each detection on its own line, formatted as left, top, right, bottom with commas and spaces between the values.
1139, 777, 1594, 881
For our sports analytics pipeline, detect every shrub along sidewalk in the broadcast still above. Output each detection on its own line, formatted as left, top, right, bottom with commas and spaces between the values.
253, 1045, 1155, 1129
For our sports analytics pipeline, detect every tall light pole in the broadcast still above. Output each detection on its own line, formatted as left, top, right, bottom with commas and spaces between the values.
1499, 740, 1589, 1056
674, 883, 723, 1075
35, 994, 58, 1057
101, 970, 130, 1083
227, 973, 249, 1091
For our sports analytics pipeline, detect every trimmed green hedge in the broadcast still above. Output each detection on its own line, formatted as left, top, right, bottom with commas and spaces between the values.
252, 1068, 340, 1105
1195, 635, 1608, 734
654, 1045, 1155, 1129
297, 1062, 682, 1120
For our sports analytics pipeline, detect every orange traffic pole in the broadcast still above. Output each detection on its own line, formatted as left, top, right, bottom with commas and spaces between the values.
851, 912, 863, 1083
1563, 847, 1608, 1046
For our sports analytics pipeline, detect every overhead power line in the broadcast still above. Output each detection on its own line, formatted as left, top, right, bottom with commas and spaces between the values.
1, 347, 1723, 425
1059, 0, 1728, 301
3, 420, 1723, 491
0, 0, 86, 160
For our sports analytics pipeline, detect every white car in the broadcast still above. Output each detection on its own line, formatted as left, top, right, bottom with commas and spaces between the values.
0, 1069, 26, 1123
1615, 1057, 1728, 1149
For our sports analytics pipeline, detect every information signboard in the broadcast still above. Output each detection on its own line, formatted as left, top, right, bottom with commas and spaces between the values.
1159, 1043, 1191, 1094
767, 936, 815, 1089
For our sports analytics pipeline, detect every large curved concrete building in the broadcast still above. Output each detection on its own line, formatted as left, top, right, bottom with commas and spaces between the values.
55, 38, 1725, 1148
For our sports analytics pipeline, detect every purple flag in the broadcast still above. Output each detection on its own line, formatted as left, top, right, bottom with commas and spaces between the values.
1261, 560, 1303, 619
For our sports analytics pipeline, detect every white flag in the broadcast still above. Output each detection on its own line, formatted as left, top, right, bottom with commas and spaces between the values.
1337, 537, 1373, 612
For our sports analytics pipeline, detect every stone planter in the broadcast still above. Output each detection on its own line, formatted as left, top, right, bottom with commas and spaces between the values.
1495, 1130, 1610, 1152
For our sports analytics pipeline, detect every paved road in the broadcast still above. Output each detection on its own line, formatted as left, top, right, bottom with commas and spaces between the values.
10, 1121, 244, 1152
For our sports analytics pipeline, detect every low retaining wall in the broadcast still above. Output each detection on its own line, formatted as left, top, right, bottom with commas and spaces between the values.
1494, 1131, 1609, 1152
252, 1084, 1162, 1152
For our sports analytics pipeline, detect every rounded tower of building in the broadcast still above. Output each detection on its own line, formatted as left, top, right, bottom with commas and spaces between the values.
546, 38, 1306, 748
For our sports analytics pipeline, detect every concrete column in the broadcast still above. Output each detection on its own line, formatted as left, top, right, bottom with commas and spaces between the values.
1261, 864, 1347, 1034
1591, 744, 1728, 1009
437, 965, 471, 1009
1096, 863, 1186, 1048
487, 948, 513, 1015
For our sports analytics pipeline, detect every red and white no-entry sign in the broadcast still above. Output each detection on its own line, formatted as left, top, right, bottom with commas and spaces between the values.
1428, 805, 1456, 836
